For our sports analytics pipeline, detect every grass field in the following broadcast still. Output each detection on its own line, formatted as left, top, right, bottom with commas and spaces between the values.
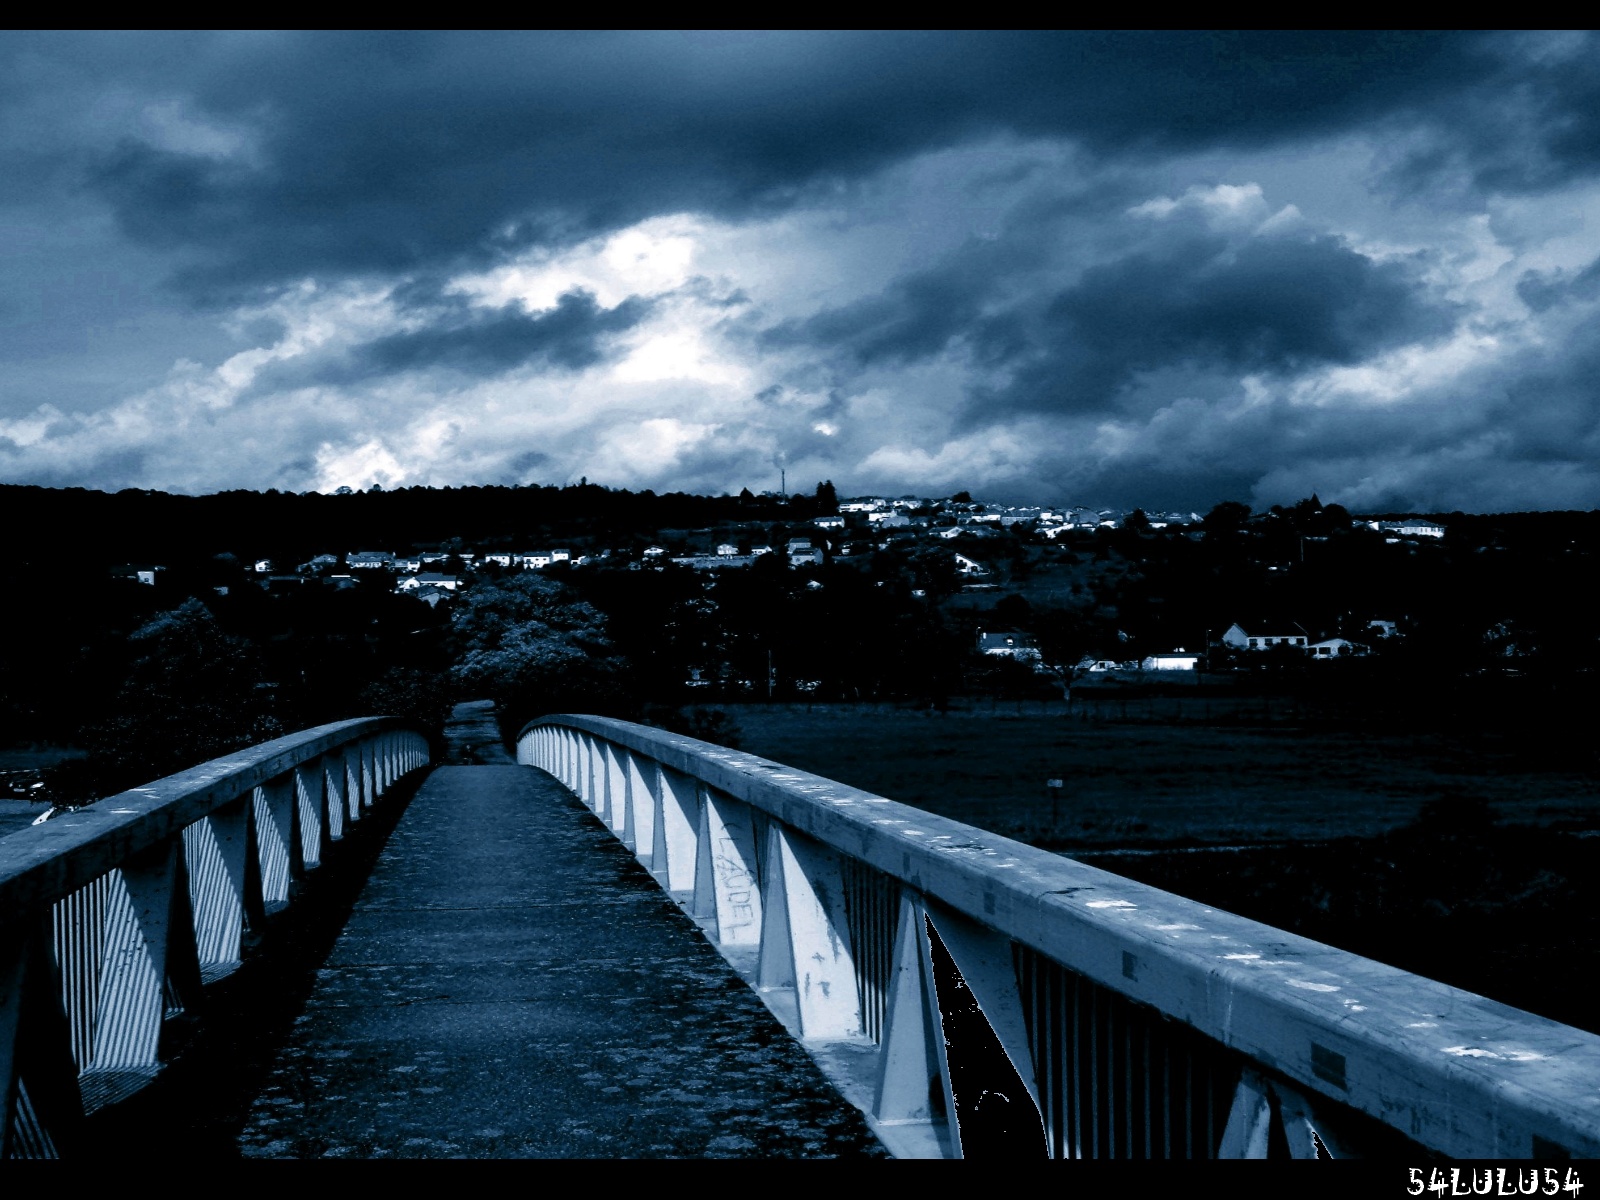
712, 702, 1600, 850
708, 701, 1600, 1034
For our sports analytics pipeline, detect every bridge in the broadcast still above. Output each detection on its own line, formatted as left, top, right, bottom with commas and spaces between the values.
3, 704, 1598, 1160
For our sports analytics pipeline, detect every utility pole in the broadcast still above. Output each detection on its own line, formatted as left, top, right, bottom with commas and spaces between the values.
767, 649, 775, 700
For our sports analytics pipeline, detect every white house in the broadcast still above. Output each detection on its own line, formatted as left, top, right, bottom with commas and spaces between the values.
1142, 651, 1201, 671
397, 572, 461, 592
1395, 519, 1445, 538
1370, 519, 1445, 538
348, 551, 394, 569
642, 546, 668, 558
954, 553, 989, 576
480, 552, 514, 567
519, 552, 553, 569
812, 515, 845, 529
1221, 622, 1308, 651
1367, 619, 1401, 639
253, 559, 273, 574
549, 549, 570, 562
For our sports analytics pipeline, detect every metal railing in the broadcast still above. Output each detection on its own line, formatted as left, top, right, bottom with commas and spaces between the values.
520, 715, 1600, 1160
0, 718, 430, 1158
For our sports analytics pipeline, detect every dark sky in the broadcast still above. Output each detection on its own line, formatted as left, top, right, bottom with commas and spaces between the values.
5, 31, 1600, 511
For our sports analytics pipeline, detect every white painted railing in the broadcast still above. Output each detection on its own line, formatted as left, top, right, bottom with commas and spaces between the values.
521, 715, 1600, 1160
0, 718, 429, 1158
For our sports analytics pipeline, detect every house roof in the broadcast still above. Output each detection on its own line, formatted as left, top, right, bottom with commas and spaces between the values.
1228, 619, 1308, 636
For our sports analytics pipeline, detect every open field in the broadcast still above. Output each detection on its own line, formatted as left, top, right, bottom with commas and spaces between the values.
711, 701, 1600, 1034
715, 702, 1600, 850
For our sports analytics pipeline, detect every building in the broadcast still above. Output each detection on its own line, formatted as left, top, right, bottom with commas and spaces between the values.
111, 564, 164, 586
954, 553, 989, 576
978, 631, 1042, 661
812, 515, 845, 529
1308, 638, 1370, 660
716, 543, 740, 557
1371, 518, 1446, 538
397, 572, 462, 592
1142, 651, 1200, 671
348, 551, 394, 570
480, 552, 514, 567
1221, 622, 1309, 651
787, 538, 823, 566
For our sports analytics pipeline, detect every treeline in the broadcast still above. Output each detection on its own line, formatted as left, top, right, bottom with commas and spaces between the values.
3, 479, 842, 569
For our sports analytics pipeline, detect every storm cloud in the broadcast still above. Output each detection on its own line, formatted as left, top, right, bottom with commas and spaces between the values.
7, 31, 1600, 510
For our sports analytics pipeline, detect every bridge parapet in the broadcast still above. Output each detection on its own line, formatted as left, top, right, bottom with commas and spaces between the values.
522, 715, 1600, 1160
0, 718, 430, 1157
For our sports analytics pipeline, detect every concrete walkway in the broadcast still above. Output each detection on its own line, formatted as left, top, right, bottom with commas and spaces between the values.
237, 757, 886, 1158
439, 698, 513, 765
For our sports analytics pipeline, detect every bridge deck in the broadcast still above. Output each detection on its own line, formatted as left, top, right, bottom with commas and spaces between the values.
236, 763, 886, 1158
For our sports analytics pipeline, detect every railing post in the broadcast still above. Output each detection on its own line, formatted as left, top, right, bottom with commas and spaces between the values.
372, 733, 386, 795
1218, 1069, 1274, 1158
923, 900, 1047, 1154
874, 891, 958, 1156
253, 775, 295, 914
603, 743, 627, 837
323, 752, 348, 841
692, 788, 763, 945
183, 796, 249, 982
79, 842, 177, 1084
756, 823, 862, 1041
361, 739, 377, 810
625, 750, 655, 869
344, 744, 365, 822
588, 738, 603, 816
295, 760, 327, 870
0, 919, 83, 1158
925, 902, 1041, 1107
651, 764, 699, 894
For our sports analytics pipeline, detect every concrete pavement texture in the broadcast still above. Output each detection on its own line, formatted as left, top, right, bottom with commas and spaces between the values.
238, 762, 888, 1158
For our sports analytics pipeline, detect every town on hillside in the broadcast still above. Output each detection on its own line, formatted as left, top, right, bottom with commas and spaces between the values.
8, 478, 1594, 811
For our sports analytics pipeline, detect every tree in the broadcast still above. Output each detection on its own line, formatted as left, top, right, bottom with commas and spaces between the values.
1204, 501, 1253, 534
449, 573, 634, 742
50, 599, 281, 802
815, 480, 839, 514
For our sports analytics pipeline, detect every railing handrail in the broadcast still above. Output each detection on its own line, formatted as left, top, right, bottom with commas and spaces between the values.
2, 717, 429, 1159
522, 714, 1600, 1158
0, 717, 410, 922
